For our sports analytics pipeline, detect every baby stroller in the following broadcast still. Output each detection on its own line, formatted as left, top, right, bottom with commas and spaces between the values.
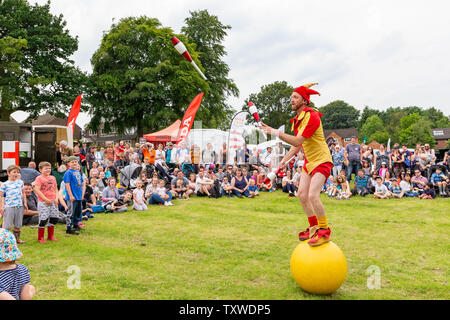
181, 163, 194, 176
120, 162, 142, 189
155, 163, 175, 188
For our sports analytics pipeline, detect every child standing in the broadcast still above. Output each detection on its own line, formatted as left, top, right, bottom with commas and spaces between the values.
0, 228, 35, 300
0, 165, 26, 244
63, 157, 85, 234
132, 180, 148, 211
33, 162, 59, 243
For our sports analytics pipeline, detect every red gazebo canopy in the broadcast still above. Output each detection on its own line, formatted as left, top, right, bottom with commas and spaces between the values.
143, 120, 181, 143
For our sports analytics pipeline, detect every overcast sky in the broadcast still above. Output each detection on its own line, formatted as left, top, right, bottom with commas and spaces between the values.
12, 0, 450, 128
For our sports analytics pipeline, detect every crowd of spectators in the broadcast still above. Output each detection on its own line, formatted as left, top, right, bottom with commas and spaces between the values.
2, 137, 449, 232
326, 137, 449, 199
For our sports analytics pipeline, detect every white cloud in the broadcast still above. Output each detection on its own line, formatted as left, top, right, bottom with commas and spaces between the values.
13, 0, 450, 128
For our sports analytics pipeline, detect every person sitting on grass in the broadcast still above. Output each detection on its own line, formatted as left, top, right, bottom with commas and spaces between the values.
293, 166, 302, 194
354, 169, 369, 197
411, 169, 428, 194
0, 229, 35, 300
430, 167, 448, 196
390, 178, 404, 199
374, 176, 390, 199
231, 168, 250, 198
383, 170, 394, 191
220, 176, 233, 198
324, 176, 336, 198
419, 183, 436, 199
22, 183, 39, 226
196, 170, 214, 198
282, 170, 296, 197
102, 178, 128, 213
249, 170, 258, 185
132, 180, 148, 211
157, 179, 173, 206
187, 173, 197, 196
335, 175, 351, 200
173, 179, 187, 200
248, 178, 259, 198
171, 171, 192, 200
400, 174, 418, 197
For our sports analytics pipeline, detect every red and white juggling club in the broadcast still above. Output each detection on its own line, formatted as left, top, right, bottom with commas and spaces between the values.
263, 155, 296, 184
248, 101, 261, 123
171, 36, 207, 81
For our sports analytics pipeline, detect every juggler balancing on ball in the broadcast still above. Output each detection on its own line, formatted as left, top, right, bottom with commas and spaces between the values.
260, 83, 333, 247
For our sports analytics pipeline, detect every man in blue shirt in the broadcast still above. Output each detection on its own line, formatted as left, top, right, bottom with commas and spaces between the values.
332, 145, 345, 178
19, 162, 40, 184
63, 156, 85, 234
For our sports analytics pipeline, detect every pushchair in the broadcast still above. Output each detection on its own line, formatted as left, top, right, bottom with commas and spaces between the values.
181, 163, 194, 176
120, 162, 142, 189
155, 163, 175, 188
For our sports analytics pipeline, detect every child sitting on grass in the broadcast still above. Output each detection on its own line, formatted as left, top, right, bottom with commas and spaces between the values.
354, 169, 369, 197
132, 180, 148, 211
419, 183, 436, 199
325, 176, 337, 197
374, 176, 390, 199
248, 179, 259, 198
157, 179, 173, 206
173, 179, 187, 200
335, 175, 351, 200
390, 178, 404, 198
0, 228, 35, 300
221, 176, 233, 198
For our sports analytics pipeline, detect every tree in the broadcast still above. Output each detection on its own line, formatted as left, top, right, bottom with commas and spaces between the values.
400, 113, 422, 130
422, 107, 450, 128
87, 16, 209, 137
399, 117, 436, 147
359, 115, 384, 142
357, 106, 381, 130
368, 131, 390, 146
182, 10, 239, 130
0, 0, 87, 121
319, 100, 360, 130
244, 81, 294, 129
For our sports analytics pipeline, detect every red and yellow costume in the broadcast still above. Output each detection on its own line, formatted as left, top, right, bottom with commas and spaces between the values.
290, 85, 333, 178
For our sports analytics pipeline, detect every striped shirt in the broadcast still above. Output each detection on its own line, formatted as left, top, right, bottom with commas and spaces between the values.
0, 264, 31, 300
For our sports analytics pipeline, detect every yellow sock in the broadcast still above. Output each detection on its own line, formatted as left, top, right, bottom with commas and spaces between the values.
317, 216, 328, 229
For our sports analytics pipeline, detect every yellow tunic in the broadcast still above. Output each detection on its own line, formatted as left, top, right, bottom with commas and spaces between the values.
291, 107, 333, 174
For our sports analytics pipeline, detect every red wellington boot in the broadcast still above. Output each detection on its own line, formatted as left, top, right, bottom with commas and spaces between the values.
47, 225, 58, 241
38, 227, 47, 243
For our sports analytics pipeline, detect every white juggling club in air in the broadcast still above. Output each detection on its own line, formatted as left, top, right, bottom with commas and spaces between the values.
171, 36, 207, 81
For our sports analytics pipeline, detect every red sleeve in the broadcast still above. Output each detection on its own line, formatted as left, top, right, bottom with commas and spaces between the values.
301, 111, 321, 138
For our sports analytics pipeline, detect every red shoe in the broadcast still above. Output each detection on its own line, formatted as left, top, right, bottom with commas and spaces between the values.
38, 227, 47, 244
47, 225, 58, 241
78, 222, 86, 228
308, 227, 331, 247
298, 225, 318, 241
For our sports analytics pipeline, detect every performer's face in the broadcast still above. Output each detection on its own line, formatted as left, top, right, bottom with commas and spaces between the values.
291, 92, 306, 112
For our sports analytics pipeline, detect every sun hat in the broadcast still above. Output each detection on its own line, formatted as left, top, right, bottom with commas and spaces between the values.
0, 228, 23, 262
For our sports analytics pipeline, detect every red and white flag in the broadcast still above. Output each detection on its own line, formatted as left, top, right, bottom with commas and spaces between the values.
176, 93, 204, 146
66, 95, 82, 133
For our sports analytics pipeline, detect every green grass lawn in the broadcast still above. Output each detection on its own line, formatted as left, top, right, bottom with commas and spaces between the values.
17, 191, 449, 300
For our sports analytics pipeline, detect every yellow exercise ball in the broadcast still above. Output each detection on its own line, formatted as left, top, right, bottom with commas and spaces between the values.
290, 241, 347, 295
